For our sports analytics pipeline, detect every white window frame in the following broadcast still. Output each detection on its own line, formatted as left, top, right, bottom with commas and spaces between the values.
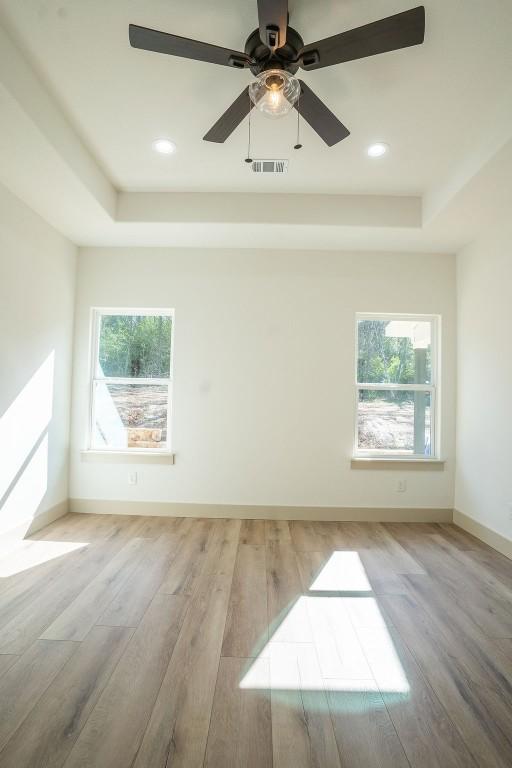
88, 307, 174, 454
354, 313, 440, 460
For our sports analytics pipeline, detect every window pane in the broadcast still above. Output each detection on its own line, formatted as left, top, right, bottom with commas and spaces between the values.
357, 319, 431, 385
92, 382, 168, 450
98, 314, 171, 378
357, 390, 432, 455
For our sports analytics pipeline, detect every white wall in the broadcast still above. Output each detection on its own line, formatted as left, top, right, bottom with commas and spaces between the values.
70, 248, 456, 513
0, 183, 76, 539
455, 215, 512, 540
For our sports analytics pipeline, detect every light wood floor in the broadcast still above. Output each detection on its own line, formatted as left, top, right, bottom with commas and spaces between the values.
0, 514, 511, 767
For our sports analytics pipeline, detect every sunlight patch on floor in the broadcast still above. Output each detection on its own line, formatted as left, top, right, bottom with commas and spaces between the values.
0, 538, 88, 577
240, 552, 409, 695
309, 551, 372, 592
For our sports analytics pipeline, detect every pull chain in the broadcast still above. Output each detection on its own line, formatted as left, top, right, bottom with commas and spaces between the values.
294, 90, 302, 150
245, 94, 253, 164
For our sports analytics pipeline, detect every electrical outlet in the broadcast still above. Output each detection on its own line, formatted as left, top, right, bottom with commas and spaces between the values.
396, 479, 407, 493
128, 471, 138, 486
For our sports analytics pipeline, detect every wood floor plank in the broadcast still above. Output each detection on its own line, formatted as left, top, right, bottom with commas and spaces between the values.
325, 525, 396, 595
131, 515, 183, 538
266, 542, 342, 768
264, 519, 291, 543
295, 549, 330, 593
403, 573, 512, 693
314, 520, 350, 548
0, 534, 136, 652
328, 688, 410, 768
370, 523, 426, 575
0, 626, 132, 768
380, 593, 512, 768
382, 523, 442, 545
204, 656, 272, 768
99, 533, 178, 627
436, 523, 491, 552
290, 574, 409, 768
38, 513, 141, 543
62, 594, 189, 768
494, 638, 512, 661
289, 520, 329, 551
0, 653, 18, 678
33, 512, 108, 542
386, 529, 512, 638
240, 519, 265, 545
430, 534, 512, 605
222, 544, 268, 658
0, 540, 89, 604
270, 643, 342, 768
131, 520, 240, 768
85, 514, 148, 541
335, 523, 423, 592
359, 548, 410, 595
337, 522, 376, 549
158, 518, 213, 595
358, 619, 478, 768
40, 537, 148, 640
266, 541, 302, 616
274, 691, 342, 768
0, 539, 85, 597
0, 639, 76, 752
465, 548, 512, 592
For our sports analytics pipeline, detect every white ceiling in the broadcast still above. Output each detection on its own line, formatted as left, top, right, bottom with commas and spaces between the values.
1, 0, 511, 197
0, 0, 511, 251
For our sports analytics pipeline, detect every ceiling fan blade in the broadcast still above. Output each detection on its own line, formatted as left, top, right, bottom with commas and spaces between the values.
294, 81, 349, 146
203, 87, 254, 143
129, 24, 252, 69
299, 6, 425, 70
257, 0, 288, 50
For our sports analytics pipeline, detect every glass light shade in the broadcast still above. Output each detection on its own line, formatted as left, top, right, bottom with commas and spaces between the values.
248, 69, 301, 119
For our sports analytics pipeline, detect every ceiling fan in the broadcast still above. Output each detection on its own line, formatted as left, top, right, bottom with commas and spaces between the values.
129, 2, 425, 147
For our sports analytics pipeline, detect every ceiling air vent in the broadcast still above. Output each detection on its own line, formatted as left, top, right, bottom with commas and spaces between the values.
251, 159, 289, 174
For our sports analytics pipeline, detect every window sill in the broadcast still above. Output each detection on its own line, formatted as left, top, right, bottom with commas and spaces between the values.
81, 450, 175, 465
351, 457, 445, 471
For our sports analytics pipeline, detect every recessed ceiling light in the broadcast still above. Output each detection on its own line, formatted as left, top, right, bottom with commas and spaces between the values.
152, 138, 176, 155
367, 142, 389, 158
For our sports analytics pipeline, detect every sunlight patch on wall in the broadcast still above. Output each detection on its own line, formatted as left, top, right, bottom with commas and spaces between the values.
0, 352, 54, 500
0, 435, 48, 536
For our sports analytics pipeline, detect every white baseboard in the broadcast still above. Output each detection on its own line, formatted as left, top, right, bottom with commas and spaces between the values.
69, 498, 453, 523
453, 509, 512, 560
0, 499, 68, 554
25, 499, 69, 534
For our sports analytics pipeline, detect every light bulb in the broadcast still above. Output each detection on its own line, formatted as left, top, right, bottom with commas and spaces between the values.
249, 69, 300, 119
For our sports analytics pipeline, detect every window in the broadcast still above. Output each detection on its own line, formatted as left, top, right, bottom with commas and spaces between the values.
89, 309, 173, 452
355, 314, 438, 458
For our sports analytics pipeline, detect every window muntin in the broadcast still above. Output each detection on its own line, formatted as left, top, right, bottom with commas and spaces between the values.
90, 310, 173, 452
355, 315, 438, 458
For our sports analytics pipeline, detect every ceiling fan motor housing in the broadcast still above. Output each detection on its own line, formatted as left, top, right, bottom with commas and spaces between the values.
245, 26, 304, 75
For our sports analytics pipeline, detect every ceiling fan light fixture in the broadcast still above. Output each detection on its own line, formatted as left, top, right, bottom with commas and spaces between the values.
248, 69, 300, 119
